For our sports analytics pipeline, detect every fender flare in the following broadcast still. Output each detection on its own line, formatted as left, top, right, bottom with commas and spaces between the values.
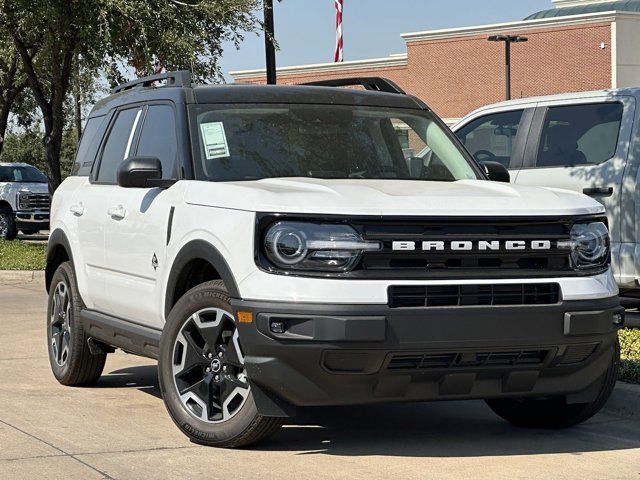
45, 229, 76, 292
164, 239, 240, 318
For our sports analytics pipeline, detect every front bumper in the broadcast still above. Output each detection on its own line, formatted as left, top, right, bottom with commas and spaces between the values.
15, 210, 49, 231
232, 296, 623, 413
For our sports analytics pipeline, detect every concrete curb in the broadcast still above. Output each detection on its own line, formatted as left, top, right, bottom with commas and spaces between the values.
605, 382, 640, 418
0, 270, 45, 285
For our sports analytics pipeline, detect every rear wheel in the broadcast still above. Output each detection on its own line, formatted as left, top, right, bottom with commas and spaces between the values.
486, 340, 619, 429
0, 208, 17, 240
46, 261, 106, 385
158, 280, 283, 448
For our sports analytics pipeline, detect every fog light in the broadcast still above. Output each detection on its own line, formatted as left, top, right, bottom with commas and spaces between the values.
613, 312, 625, 327
270, 320, 286, 334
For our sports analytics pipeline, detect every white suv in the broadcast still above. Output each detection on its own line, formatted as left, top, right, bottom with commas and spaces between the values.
45, 72, 624, 448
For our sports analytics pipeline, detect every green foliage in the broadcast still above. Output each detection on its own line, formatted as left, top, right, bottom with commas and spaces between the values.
0, 239, 46, 270
0, 128, 76, 179
619, 328, 640, 384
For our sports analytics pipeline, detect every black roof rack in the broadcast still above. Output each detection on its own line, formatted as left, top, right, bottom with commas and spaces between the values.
111, 70, 192, 94
301, 77, 406, 95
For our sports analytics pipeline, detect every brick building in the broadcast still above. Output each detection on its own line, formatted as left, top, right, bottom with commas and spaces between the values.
230, 0, 640, 124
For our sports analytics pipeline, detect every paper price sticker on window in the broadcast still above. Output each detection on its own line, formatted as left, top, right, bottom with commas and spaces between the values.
200, 122, 230, 159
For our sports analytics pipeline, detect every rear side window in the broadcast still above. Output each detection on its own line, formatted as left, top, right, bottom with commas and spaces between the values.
72, 116, 106, 176
135, 105, 177, 179
456, 110, 524, 168
536, 103, 623, 168
96, 108, 142, 183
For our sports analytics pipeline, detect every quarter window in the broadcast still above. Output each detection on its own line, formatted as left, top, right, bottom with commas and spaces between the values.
536, 103, 623, 168
135, 105, 178, 179
96, 108, 142, 183
72, 116, 105, 176
456, 110, 524, 168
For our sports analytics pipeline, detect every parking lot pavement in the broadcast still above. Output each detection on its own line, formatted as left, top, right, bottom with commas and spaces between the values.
1, 283, 639, 480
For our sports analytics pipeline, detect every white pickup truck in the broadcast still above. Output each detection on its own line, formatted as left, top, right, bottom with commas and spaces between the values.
0, 162, 50, 240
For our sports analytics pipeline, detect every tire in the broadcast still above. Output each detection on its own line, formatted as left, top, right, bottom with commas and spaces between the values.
46, 261, 107, 385
158, 280, 283, 448
486, 340, 620, 429
0, 208, 17, 240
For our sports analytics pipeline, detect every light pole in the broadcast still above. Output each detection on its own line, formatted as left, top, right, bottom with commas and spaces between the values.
263, 0, 277, 84
488, 35, 528, 101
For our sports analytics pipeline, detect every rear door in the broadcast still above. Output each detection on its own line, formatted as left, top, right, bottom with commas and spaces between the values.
76, 106, 144, 311
514, 96, 636, 254
454, 105, 536, 181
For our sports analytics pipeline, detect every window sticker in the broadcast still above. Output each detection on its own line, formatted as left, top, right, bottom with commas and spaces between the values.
200, 122, 230, 159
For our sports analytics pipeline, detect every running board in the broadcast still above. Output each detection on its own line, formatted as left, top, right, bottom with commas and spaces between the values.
80, 310, 161, 359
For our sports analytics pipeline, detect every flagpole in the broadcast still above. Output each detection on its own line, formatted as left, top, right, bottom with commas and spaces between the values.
335, 0, 343, 62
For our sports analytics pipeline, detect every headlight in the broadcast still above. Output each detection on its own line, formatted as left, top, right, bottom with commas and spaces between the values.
558, 222, 610, 270
16, 192, 30, 210
263, 222, 381, 272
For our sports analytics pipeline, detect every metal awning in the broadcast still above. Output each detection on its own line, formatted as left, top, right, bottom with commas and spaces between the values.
526, 0, 640, 19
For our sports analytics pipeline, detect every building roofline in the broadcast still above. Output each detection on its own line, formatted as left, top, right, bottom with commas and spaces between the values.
230, 54, 407, 80
401, 10, 640, 42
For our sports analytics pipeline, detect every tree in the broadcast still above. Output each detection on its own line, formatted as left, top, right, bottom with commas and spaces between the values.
0, 0, 260, 193
0, 34, 33, 156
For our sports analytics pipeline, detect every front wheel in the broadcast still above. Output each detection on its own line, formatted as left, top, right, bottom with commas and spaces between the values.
486, 340, 619, 429
158, 280, 283, 448
0, 208, 17, 240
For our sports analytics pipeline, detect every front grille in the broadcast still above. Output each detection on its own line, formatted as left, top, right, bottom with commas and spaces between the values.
20, 193, 50, 211
387, 349, 551, 371
354, 216, 582, 279
388, 283, 560, 308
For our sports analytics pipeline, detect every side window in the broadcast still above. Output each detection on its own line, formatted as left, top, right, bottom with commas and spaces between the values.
536, 103, 623, 168
456, 110, 524, 168
96, 107, 142, 183
135, 105, 178, 179
71, 116, 106, 176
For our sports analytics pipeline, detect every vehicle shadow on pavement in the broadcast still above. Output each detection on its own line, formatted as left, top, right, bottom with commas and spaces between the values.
269, 403, 640, 457
95, 364, 640, 458
95, 365, 162, 398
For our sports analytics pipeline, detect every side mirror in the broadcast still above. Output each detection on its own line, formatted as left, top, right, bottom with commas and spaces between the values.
117, 156, 162, 188
481, 161, 510, 183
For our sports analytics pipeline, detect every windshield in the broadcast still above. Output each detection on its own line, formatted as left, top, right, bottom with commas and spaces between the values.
190, 104, 480, 182
0, 165, 47, 183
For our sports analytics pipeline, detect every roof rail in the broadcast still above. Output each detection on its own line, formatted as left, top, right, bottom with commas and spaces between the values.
301, 77, 406, 95
111, 70, 192, 94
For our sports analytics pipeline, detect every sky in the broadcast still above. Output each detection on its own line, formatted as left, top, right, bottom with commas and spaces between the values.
219, 0, 555, 79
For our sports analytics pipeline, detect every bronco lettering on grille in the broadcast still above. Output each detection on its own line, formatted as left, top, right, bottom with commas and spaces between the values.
391, 240, 553, 251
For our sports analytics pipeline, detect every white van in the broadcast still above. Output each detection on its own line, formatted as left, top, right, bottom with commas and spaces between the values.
452, 89, 639, 295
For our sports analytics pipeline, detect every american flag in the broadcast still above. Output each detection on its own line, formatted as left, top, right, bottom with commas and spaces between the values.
335, 0, 343, 62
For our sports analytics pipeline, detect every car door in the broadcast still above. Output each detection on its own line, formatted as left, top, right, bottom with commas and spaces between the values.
102, 103, 180, 328
454, 106, 536, 181
75, 106, 144, 311
514, 96, 636, 258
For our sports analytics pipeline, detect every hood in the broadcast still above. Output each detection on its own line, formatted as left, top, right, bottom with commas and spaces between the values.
183, 178, 604, 217
0, 181, 48, 197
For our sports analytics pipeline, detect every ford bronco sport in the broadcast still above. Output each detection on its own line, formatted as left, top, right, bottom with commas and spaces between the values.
45, 71, 624, 448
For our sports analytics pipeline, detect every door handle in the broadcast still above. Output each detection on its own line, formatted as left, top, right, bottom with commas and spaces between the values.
69, 203, 85, 217
583, 187, 614, 197
107, 205, 126, 220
